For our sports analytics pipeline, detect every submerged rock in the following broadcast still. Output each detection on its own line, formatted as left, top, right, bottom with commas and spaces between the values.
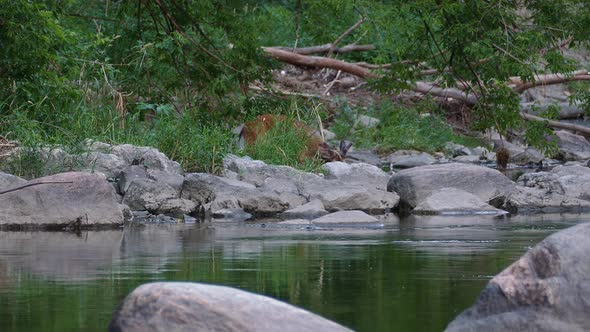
312, 210, 381, 226
0, 172, 126, 229
109, 282, 352, 332
280, 199, 328, 220
446, 222, 590, 332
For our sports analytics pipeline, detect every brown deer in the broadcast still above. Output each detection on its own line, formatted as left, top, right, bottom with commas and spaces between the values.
239, 114, 352, 162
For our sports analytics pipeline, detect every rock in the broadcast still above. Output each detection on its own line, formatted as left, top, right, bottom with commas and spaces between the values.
356, 115, 380, 128
392, 152, 436, 169
388, 163, 516, 208
322, 129, 337, 141
498, 186, 590, 214
146, 169, 185, 195
302, 180, 399, 213
182, 173, 291, 217
117, 165, 148, 195
345, 150, 383, 166
522, 83, 570, 102
413, 188, 508, 215
322, 161, 391, 190
517, 172, 564, 194
122, 178, 179, 212
110, 144, 183, 174
453, 155, 482, 163
109, 282, 352, 332
511, 147, 545, 165
223, 154, 321, 187
157, 198, 197, 218
280, 199, 328, 220
554, 130, 590, 161
445, 222, 590, 332
259, 178, 307, 209
444, 143, 471, 157
82, 151, 128, 178
516, 166, 590, 202
0, 172, 126, 229
522, 101, 585, 119
387, 150, 423, 164
312, 210, 381, 226
0, 171, 27, 189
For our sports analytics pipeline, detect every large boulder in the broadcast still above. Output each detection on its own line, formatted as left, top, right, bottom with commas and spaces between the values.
0, 171, 26, 189
0, 172, 127, 229
322, 161, 391, 190
554, 130, 590, 161
302, 180, 399, 213
109, 282, 352, 332
387, 163, 517, 208
445, 222, 590, 332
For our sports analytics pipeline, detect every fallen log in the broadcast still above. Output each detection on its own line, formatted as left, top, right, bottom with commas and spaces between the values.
521, 112, 590, 137
272, 44, 376, 55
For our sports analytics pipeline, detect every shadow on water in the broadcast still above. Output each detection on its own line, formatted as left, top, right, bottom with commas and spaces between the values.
0, 213, 588, 332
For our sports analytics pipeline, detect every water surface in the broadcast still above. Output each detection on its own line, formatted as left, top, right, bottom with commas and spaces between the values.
0, 213, 588, 332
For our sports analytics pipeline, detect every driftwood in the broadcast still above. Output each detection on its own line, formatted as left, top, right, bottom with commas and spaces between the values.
274, 44, 376, 55
0, 181, 73, 195
263, 48, 590, 136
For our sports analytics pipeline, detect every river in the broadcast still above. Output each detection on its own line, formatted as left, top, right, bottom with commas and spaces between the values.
0, 213, 588, 332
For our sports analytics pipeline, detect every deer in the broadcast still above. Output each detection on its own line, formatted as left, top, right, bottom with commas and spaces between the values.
239, 114, 352, 162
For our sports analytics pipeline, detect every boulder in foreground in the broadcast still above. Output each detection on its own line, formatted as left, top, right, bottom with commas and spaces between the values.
109, 282, 352, 332
446, 222, 590, 332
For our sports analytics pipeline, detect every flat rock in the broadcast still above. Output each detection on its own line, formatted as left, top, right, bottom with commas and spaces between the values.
212, 208, 252, 221
109, 282, 352, 332
0, 171, 27, 189
278, 219, 312, 226
392, 152, 436, 169
322, 161, 391, 190
223, 155, 321, 187
280, 199, 328, 220
388, 163, 516, 208
446, 222, 590, 332
413, 188, 508, 215
122, 178, 179, 212
0, 172, 126, 229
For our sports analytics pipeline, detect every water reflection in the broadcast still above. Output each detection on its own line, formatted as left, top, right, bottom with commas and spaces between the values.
0, 214, 588, 332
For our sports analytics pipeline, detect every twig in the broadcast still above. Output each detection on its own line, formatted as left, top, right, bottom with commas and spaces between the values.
323, 70, 342, 95
0, 181, 74, 195
327, 17, 365, 57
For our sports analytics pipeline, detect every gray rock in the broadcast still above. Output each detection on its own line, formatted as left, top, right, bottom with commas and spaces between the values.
312, 210, 381, 226
445, 222, 590, 332
452, 155, 482, 163
260, 178, 307, 209
511, 147, 545, 165
109, 282, 352, 332
392, 152, 436, 168
280, 199, 328, 220
0, 171, 27, 189
182, 173, 291, 217
157, 198, 197, 218
322, 129, 337, 141
498, 186, 590, 214
110, 144, 183, 174
554, 130, 590, 161
413, 188, 508, 215
522, 101, 585, 119
146, 169, 185, 195
118, 165, 148, 195
345, 150, 383, 166
387, 150, 423, 164
517, 172, 564, 194
223, 155, 321, 187
551, 165, 590, 201
388, 163, 516, 208
0, 172, 125, 229
444, 143, 471, 157
303, 180, 399, 213
82, 151, 128, 178
322, 161, 391, 190
122, 178, 179, 212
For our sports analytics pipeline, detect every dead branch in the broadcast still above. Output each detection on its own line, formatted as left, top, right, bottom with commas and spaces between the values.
521, 112, 590, 137
513, 71, 590, 93
263, 47, 378, 79
274, 44, 376, 55
414, 82, 479, 105
327, 17, 365, 57
0, 181, 74, 195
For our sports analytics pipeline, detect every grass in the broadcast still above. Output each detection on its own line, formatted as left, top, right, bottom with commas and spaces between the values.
331, 101, 487, 155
